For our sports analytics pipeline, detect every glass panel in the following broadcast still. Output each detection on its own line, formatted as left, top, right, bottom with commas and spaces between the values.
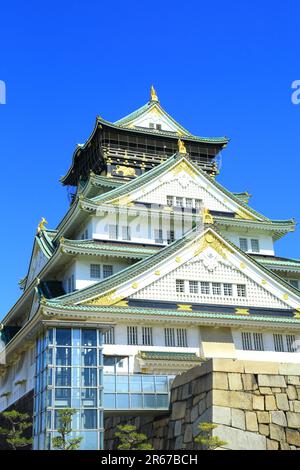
103, 375, 115, 392
116, 394, 129, 409
155, 376, 168, 393
82, 330, 97, 347
116, 375, 129, 393
78, 431, 98, 450
131, 394, 143, 408
72, 329, 81, 347
72, 347, 81, 367
82, 348, 97, 366
71, 388, 81, 408
156, 394, 169, 408
71, 368, 81, 388
103, 394, 116, 409
55, 388, 71, 408
81, 388, 97, 407
129, 375, 142, 393
56, 348, 71, 366
82, 368, 97, 387
47, 348, 53, 365
144, 394, 156, 408
56, 329, 71, 346
71, 410, 80, 430
46, 368, 53, 386
55, 367, 71, 386
142, 376, 155, 393
81, 410, 97, 429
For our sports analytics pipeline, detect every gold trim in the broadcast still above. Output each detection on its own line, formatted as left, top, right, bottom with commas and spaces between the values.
177, 304, 193, 312
155, 270, 161, 276
132, 282, 139, 289
235, 209, 257, 221
202, 208, 214, 225
114, 300, 129, 307
261, 279, 267, 285
240, 263, 246, 269
150, 85, 159, 102
235, 308, 249, 315
177, 139, 187, 154
85, 290, 124, 306
194, 231, 232, 259
175, 257, 182, 263
171, 161, 196, 179
283, 294, 289, 301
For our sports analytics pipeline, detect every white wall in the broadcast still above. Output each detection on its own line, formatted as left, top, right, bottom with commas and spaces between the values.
223, 231, 275, 256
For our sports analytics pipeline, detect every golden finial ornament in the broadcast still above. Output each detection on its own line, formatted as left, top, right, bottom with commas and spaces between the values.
37, 217, 48, 233
202, 208, 214, 225
150, 85, 159, 102
177, 139, 187, 154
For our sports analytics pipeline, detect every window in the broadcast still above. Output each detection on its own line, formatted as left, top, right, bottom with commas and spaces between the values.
176, 279, 185, 293
67, 274, 75, 293
286, 335, 297, 352
142, 327, 153, 346
127, 327, 138, 345
156, 124, 162, 131
253, 333, 264, 351
273, 334, 284, 352
289, 280, 299, 289
212, 283, 221, 295
103, 327, 115, 344
177, 329, 188, 347
242, 332, 264, 351
90, 264, 101, 279
189, 281, 198, 294
166, 195, 173, 207
239, 238, 248, 251
200, 282, 210, 295
103, 265, 113, 279
108, 224, 118, 239
154, 229, 163, 243
195, 199, 202, 209
122, 226, 131, 241
167, 231, 175, 244
242, 332, 252, 350
149, 122, 155, 129
164, 328, 175, 347
251, 239, 260, 253
237, 284, 247, 297
223, 283, 233, 296
176, 197, 184, 208
81, 229, 88, 240
186, 198, 193, 208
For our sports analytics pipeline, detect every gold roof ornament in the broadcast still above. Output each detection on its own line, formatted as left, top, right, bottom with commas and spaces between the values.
202, 208, 214, 225
177, 139, 187, 154
150, 85, 159, 102
37, 217, 48, 233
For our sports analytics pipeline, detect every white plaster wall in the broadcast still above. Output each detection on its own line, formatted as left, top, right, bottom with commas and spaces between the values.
0, 347, 35, 411
223, 231, 275, 256
75, 257, 132, 290
232, 329, 300, 363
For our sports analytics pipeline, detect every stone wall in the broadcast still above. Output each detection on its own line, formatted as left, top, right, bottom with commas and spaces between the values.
104, 359, 300, 450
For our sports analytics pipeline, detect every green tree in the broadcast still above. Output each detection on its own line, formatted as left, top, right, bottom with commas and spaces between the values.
52, 408, 82, 450
0, 410, 33, 450
115, 424, 154, 450
194, 422, 227, 450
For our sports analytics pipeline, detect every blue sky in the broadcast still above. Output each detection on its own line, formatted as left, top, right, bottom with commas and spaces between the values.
0, 1, 300, 314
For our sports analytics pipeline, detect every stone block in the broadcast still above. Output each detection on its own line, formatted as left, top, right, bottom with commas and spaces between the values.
287, 376, 300, 386
191, 404, 199, 423
243, 362, 279, 375
259, 387, 273, 395
214, 425, 266, 450
245, 411, 258, 432
171, 401, 186, 420
257, 411, 270, 424
242, 374, 258, 391
293, 400, 300, 412
228, 373, 243, 391
213, 372, 229, 390
174, 420, 182, 437
258, 374, 286, 388
266, 439, 279, 450
259, 424, 269, 436
280, 442, 291, 451
212, 406, 231, 426
212, 358, 244, 373
269, 424, 286, 442
270, 411, 287, 427
253, 395, 264, 411
213, 389, 253, 410
286, 411, 300, 429
199, 398, 207, 416
286, 429, 300, 446
287, 385, 297, 400
275, 393, 289, 411
265, 395, 277, 411
278, 363, 300, 376
271, 388, 282, 393
231, 409, 245, 430
174, 435, 183, 450
183, 424, 193, 443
